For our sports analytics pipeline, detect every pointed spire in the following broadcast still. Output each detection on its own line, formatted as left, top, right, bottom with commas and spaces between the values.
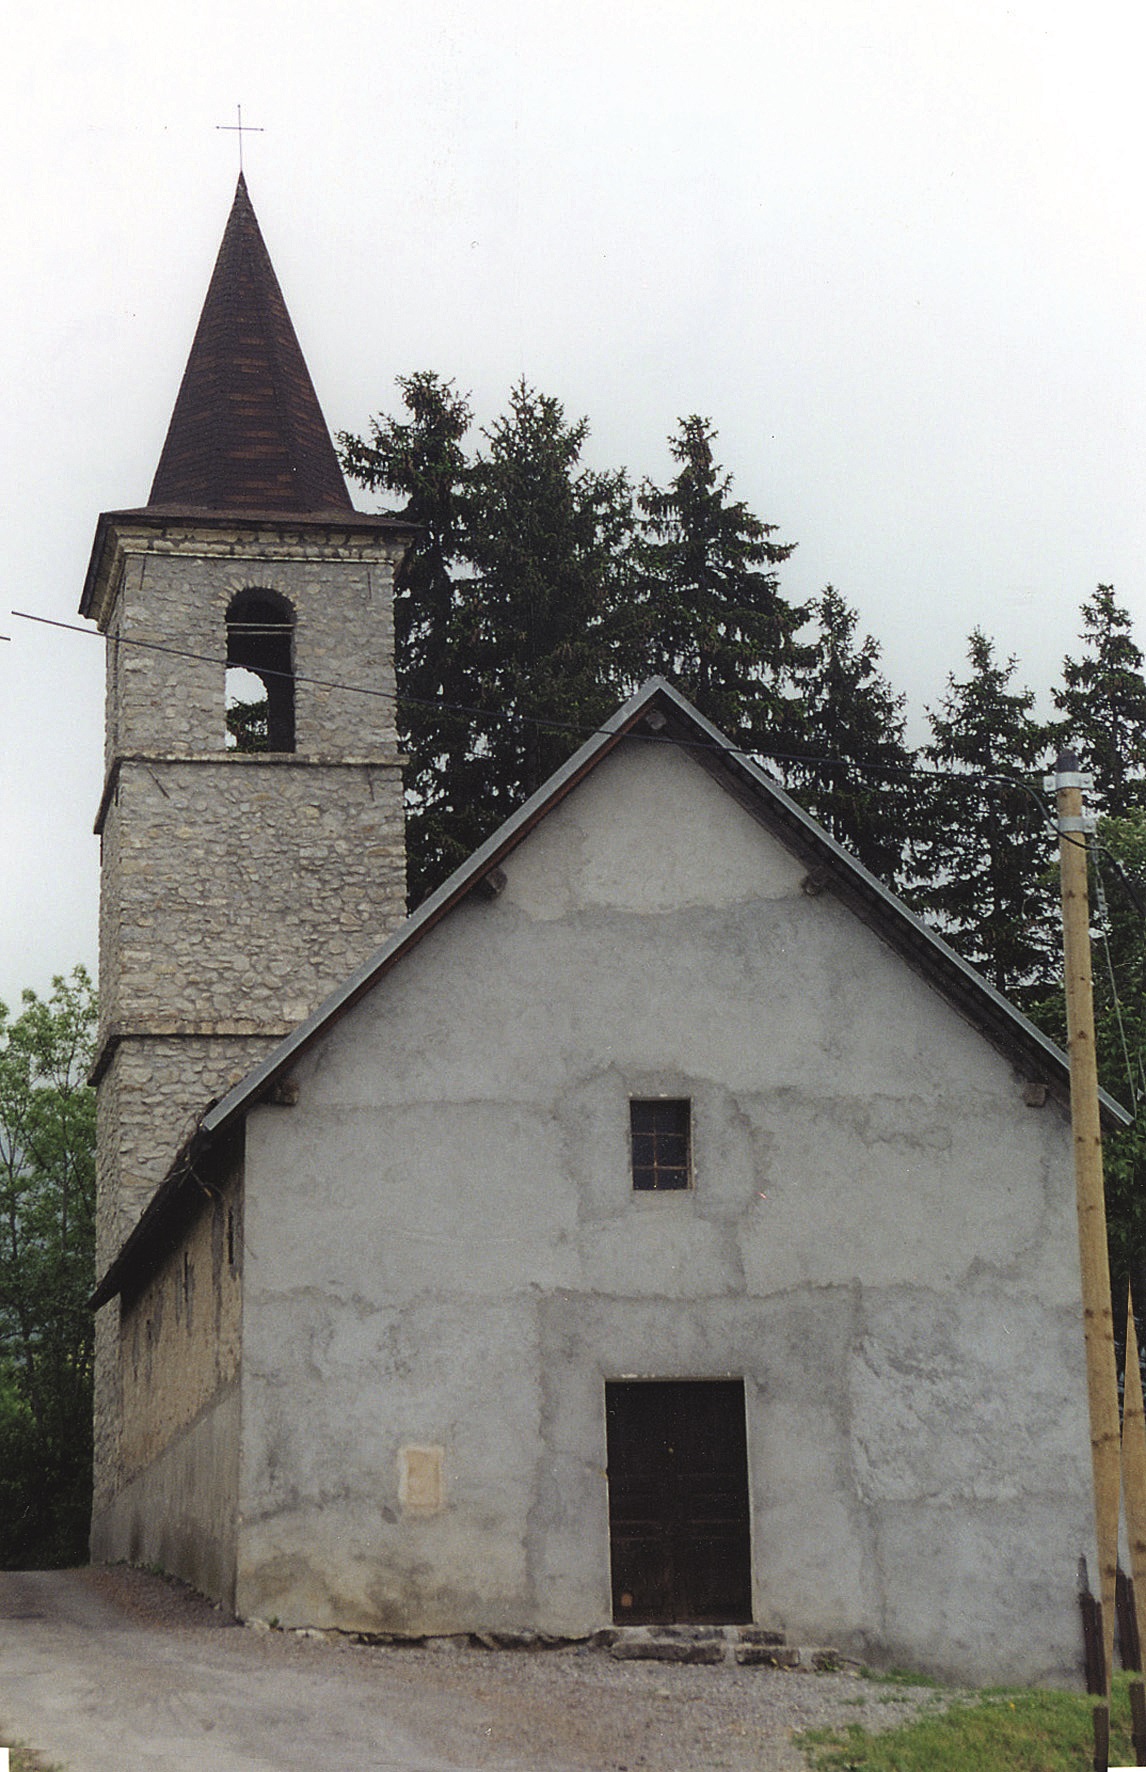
148, 175, 352, 513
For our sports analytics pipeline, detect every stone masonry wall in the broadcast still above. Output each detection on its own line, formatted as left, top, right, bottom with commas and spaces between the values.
91, 1145, 244, 1600
97, 761, 406, 1037
93, 1036, 276, 1514
91, 516, 408, 1231
96, 1035, 282, 1265
97, 521, 405, 771
119, 1148, 243, 1481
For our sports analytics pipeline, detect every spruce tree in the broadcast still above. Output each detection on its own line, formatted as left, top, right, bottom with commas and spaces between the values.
1053, 585, 1146, 816
345, 379, 643, 898
638, 416, 805, 754
784, 586, 917, 886
339, 373, 475, 903
455, 381, 641, 840
342, 392, 809, 904
909, 630, 1053, 995
1026, 809, 1146, 1288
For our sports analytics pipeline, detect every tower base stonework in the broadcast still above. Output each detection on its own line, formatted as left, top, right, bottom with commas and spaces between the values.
89, 745, 408, 1514
96, 1036, 282, 1252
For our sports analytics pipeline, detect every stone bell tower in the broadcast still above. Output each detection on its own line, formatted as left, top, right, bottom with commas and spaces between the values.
83, 176, 411, 1505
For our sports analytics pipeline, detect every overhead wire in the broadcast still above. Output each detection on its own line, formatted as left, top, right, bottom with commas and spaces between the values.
16, 606, 1146, 1017
3, 607, 1091, 808
13, 605, 1138, 947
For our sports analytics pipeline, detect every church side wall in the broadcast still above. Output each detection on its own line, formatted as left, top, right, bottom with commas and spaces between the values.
92, 1036, 275, 1516
91, 1386, 241, 1611
91, 1146, 243, 1607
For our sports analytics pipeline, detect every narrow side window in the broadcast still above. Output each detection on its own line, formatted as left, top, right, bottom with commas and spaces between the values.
225, 589, 295, 752
630, 1099, 692, 1191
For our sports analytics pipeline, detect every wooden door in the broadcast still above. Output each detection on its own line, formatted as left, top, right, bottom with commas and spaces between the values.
605, 1379, 752, 1624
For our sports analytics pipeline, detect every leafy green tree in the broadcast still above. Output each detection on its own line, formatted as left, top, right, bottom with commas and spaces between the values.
1052, 585, 1146, 816
908, 630, 1054, 995
638, 415, 806, 754
0, 967, 96, 1566
340, 372, 476, 903
783, 586, 918, 886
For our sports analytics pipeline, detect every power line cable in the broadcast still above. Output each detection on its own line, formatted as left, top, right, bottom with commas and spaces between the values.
21, 611, 1146, 1023
5, 608, 1082, 811
24, 606, 1146, 968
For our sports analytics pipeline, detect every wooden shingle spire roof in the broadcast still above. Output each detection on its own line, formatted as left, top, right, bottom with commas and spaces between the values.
147, 174, 352, 513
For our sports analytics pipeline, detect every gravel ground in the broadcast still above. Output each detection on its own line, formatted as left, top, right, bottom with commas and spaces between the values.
22, 1565, 956, 1772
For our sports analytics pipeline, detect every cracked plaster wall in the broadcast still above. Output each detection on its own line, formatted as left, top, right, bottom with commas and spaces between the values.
232, 737, 1091, 1683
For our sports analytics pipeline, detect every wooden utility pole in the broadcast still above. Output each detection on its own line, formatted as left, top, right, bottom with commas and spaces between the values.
1053, 749, 1121, 1772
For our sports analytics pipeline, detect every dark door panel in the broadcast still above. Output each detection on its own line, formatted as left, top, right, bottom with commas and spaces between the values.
605, 1379, 752, 1624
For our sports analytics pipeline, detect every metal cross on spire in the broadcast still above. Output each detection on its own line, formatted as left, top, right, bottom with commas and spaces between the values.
216, 105, 264, 173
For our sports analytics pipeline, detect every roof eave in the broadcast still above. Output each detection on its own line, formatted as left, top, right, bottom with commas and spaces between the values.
201, 672, 1130, 1137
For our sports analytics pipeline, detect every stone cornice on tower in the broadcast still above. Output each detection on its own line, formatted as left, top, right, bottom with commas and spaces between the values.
147, 172, 354, 515
79, 506, 413, 625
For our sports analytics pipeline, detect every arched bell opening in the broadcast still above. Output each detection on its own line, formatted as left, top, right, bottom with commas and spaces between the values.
225, 589, 295, 752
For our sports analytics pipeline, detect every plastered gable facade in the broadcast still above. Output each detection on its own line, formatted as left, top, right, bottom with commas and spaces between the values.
98, 718, 1096, 1685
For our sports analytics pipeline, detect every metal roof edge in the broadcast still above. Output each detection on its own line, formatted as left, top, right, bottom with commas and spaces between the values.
200, 680, 667, 1139
201, 671, 1123, 1135
97, 505, 417, 530
643, 681, 1128, 1126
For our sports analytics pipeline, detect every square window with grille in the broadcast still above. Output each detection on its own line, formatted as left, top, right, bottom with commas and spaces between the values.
630, 1099, 692, 1191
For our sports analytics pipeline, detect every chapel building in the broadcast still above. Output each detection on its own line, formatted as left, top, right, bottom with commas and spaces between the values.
84, 179, 1107, 1686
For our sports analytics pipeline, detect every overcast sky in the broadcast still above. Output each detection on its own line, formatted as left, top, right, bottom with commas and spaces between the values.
2, 0, 1144, 1009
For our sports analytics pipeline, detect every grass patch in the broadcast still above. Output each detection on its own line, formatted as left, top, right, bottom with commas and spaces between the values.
798, 1675, 1138, 1770
858, 1666, 943, 1688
